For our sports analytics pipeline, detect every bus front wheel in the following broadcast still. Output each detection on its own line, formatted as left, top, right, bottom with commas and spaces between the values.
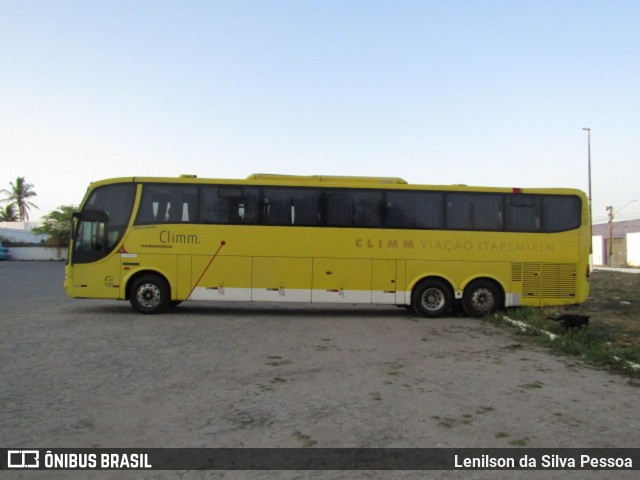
412, 279, 453, 318
462, 279, 502, 317
130, 275, 170, 314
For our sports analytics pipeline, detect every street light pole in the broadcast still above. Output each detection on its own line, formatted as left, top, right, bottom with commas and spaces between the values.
582, 128, 593, 258
582, 128, 592, 211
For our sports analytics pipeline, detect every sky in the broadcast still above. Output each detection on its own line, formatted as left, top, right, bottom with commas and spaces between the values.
1, 0, 639, 225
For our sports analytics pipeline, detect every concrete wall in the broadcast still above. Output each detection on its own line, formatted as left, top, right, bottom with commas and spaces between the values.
4, 247, 67, 261
592, 235, 604, 266
628, 232, 640, 267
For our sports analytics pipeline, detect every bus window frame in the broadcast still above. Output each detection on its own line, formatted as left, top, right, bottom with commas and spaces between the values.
130, 182, 584, 234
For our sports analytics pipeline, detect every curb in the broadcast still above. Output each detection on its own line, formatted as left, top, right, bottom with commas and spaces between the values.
499, 315, 640, 372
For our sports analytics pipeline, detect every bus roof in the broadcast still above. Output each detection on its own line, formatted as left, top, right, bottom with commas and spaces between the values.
86, 174, 587, 198
245, 173, 408, 184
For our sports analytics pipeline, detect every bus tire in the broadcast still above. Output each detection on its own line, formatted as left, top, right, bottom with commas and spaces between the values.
130, 274, 170, 314
462, 279, 502, 317
411, 279, 453, 318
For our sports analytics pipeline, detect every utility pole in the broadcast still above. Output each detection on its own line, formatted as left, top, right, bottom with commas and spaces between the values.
606, 205, 614, 266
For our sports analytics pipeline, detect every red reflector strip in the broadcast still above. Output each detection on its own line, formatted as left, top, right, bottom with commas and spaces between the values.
512, 188, 522, 194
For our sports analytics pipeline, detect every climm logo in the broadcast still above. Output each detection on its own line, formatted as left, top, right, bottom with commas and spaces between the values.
355, 238, 415, 249
159, 230, 200, 245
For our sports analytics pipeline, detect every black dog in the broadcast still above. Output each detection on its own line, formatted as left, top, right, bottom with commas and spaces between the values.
547, 314, 590, 334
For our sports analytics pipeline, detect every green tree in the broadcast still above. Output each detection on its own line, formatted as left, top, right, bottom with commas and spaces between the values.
0, 203, 19, 222
1, 177, 39, 221
32, 205, 77, 247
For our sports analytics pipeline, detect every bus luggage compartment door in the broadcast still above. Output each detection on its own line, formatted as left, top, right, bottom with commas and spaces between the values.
372, 259, 397, 304
312, 258, 372, 304
189, 255, 252, 301
252, 257, 312, 302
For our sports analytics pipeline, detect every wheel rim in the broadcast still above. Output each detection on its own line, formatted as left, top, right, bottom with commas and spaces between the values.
420, 287, 445, 312
136, 283, 161, 309
470, 287, 495, 313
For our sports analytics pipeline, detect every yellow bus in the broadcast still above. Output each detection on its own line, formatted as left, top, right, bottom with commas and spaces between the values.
65, 174, 590, 316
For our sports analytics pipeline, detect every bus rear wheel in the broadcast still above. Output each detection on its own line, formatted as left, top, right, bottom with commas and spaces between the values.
412, 279, 453, 318
462, 279, 502, 317
130, 274, 170, 314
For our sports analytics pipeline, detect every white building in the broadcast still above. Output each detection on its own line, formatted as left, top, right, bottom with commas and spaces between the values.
0, 221, 66, 261
592, 219, 640, 267
0, 221, 46, 244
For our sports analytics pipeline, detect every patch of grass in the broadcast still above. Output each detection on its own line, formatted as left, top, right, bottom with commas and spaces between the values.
475, 406, 495, 414
293, 431, 317, 448
587, 271, 640, 318
519, 381, 545, 389
433, 413, 482, 428
384, 362, 406, 376
495, 432, 510, 439
437, 419, 455, 428
460, 414, 473, 425
370, 391, 382, 401
315, 339, 338, 351
265, 356, 292, 367
487, 271, 640, 377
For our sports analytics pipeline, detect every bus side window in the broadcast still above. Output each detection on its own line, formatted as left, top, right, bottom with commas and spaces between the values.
136, 185, 197, 224
325, 190, 382, 227
180, 192, 197, 222
386, 191, 443, 229
211, 187, 259, 224
263, 189, 291, 225
263, 188, 321, 226
352, 191, 383, 227
543, 196, 581, 232
231, 200, 246, 223
506, 195, 541, 232
291, 190, 320, 225
200, 186, 228, 223
447, 193, 502, 230
326, 192, 353, 226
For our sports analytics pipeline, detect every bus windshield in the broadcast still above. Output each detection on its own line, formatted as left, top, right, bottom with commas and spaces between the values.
72, 183, 136, 264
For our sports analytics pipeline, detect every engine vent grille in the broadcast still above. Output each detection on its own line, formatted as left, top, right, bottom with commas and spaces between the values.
512, 263, 577, 299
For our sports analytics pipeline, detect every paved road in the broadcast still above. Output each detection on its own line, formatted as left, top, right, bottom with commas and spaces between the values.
1, 262, 638, 479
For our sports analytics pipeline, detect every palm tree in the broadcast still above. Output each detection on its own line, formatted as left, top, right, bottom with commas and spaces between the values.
0, 203, 19, 221
1, 177, 38, 221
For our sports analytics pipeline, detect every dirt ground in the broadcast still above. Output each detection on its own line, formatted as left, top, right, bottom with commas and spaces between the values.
1, 262, 639, 479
